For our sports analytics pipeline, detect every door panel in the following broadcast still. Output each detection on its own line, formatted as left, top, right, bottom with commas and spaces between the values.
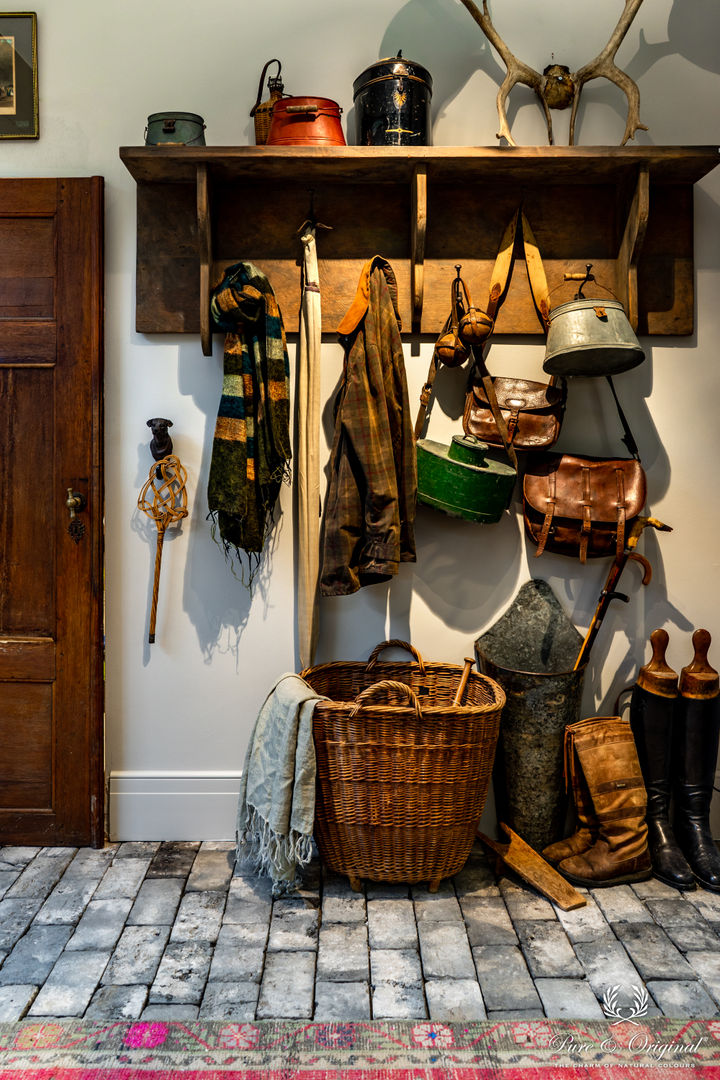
0, 177, 104, 846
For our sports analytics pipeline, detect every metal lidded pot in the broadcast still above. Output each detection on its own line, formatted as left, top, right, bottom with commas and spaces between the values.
353, 51, 432, 146
145, 112, 206, 147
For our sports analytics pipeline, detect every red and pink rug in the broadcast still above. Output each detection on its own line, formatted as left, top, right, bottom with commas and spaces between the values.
1, 1018, 720, 1078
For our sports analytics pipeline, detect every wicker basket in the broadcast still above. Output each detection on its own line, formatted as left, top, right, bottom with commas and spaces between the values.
302, 640, 505, 892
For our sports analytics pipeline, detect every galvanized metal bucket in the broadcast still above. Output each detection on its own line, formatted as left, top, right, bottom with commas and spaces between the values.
145, 112, 206, 147
475, 579, 587, 852
543, 297, 645, 377
416, 434, 516, 524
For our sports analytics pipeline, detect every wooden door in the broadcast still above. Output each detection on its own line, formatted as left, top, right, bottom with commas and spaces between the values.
0, 178, 104, 846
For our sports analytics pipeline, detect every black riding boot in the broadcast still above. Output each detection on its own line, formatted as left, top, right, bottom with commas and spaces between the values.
630, 630, 695, 890
673, 630, 720, 893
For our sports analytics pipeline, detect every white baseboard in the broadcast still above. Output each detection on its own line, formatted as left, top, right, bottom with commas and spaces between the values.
108, 771, 242, 841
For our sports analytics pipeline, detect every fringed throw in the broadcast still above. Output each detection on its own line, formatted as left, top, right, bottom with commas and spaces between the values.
208, 262, 291, 578
236, 673, 326, 896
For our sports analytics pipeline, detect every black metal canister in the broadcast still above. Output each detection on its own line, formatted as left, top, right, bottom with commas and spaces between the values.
353, 52, 432, 146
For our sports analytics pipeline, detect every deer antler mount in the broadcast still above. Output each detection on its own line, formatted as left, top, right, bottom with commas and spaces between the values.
458, 0, 648, 146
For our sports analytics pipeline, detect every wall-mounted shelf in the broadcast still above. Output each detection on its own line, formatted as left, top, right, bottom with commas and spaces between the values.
120, 144, 719, 356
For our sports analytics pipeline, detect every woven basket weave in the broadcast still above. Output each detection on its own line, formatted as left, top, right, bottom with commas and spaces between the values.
302, 640, 505, 891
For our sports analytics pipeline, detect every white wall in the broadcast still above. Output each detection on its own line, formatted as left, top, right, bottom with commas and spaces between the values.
4, 0, 719, 839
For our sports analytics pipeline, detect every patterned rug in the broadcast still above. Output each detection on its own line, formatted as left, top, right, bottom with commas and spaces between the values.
1, 1018, 720, 1077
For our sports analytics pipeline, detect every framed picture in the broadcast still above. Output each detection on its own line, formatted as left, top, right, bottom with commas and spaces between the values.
0, 12, 37, 139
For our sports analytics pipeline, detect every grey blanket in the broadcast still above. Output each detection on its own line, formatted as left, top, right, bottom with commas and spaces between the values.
236, 673, 326, 894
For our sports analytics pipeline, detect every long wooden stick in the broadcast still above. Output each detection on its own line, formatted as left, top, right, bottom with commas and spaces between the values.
148, 525, 166, 644
452, 658, 475, 706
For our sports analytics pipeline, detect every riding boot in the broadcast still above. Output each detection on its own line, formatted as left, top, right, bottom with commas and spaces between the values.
630, 629, 695, 890
542, 717, 598, 865
673, 630, 720, 892
557, 715, 651, 887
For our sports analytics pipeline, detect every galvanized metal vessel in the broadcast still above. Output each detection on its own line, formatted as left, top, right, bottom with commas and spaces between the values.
145, 112, 206, 146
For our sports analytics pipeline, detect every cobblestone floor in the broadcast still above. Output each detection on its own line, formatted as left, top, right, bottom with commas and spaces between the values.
0, 840, 719, 1023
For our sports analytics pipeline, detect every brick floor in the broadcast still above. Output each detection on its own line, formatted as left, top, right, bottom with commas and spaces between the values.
0, 840, 718, 1022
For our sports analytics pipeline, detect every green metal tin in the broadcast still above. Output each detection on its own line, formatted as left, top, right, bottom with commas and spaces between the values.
416, 434, 516, 523
145, 112, 206, 146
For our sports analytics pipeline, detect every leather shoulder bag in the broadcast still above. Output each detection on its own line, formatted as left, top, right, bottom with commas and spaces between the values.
462, 210, 566, 454
523, 376, 646, 563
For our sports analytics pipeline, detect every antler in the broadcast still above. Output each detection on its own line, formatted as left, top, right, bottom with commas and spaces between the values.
569, 0, 648, 145
456, 0, 551, 145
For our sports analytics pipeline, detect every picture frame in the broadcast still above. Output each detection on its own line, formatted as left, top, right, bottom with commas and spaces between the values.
0, 12, 38, 139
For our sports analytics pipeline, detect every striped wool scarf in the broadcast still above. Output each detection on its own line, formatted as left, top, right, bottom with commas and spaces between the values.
208, 262, 291, 577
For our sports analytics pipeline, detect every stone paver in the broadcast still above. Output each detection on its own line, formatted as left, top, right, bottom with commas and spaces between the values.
515, 920, 583, 978
127, 877, 184, 926
28, 950, 110, 1017
472, 946, 541, 1011
371, 948, 423, 987
2, 840, 720, 1023
256, 951, 315, 1019
591, 885, 654, 924
200, 981, 259, 1019
93, 858, 151, 900
534, 978, 604, 1018
170, 891, 225, 944
317, 922, 368, 982
150, 941, 213, 1004
367, 899, 418, 949
102, 925, 170, 985
647, 979, 719, 1018
573, 936, 645, 999
0, 924, 73, 986
67, 898, 133, 952
417, 920, 475, 979
186, 848, 234, 892
314, 981, 371, 1020
613, 922, 695, 981
0, 986, 38, 1022
371, 982, 427, 1019
424, 978, 486, 1020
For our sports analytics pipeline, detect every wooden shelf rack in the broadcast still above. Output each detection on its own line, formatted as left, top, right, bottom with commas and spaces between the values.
119, 144, 719, 356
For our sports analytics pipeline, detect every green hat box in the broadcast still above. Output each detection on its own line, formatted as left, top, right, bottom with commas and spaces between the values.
416, 434, 516, 523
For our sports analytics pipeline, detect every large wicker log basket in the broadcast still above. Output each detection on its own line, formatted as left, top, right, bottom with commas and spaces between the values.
301, 640, 505, 892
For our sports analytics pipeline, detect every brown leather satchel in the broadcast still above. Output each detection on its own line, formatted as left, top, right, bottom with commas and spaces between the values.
523, 453, 647, 563
464, 375, 566, 451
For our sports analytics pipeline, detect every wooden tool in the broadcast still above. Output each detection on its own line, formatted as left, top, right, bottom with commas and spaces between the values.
452, 657, 475, 706
637, 628, 678, 698
137, 454, 188, 643
477, 823, 587, 911
680, 629, 719, 700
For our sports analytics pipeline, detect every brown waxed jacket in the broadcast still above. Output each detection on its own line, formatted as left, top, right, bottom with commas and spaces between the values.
319, 257, 417, 596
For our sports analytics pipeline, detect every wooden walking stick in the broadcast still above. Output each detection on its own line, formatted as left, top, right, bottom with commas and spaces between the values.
574, 515, 672, 671
138, 452, 188, 643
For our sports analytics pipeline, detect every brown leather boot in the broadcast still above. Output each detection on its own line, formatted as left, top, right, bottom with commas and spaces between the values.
542, 717, 598, 865
557, 716, 652, 887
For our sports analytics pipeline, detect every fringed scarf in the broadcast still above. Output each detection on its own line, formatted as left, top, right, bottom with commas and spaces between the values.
208, 262, 291, 579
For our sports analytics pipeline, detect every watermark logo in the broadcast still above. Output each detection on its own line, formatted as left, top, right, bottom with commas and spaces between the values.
602, 984, 649, 1025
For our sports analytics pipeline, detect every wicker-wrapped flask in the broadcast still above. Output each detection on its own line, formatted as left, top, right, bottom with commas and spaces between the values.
250, 59, 284, 145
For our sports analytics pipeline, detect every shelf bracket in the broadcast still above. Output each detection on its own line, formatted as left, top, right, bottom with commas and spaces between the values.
617, 164, 649, 331
410, 164, 427, 334
197, 163, 213, 356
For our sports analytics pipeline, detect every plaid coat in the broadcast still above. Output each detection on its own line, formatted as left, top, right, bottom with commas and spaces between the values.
319, 257, 417, 596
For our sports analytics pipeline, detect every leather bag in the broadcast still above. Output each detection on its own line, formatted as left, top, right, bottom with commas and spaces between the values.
462, 210, 566, 454
523, 453, 646, 563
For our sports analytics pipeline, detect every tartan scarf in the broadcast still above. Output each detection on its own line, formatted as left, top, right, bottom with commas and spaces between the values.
208, 262, 291, 577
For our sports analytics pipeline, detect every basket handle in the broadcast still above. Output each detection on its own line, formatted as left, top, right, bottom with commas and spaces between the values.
349, 680, 423, 719
366, 639, 426, 675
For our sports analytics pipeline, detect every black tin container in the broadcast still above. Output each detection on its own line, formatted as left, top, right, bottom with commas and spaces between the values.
353, 52, 432, 146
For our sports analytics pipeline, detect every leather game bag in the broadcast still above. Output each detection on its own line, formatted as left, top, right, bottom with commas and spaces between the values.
462, 210, 566, 453
523, 454, 646, 563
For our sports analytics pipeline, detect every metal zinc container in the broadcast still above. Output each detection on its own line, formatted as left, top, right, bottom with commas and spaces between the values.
145, 112, 206, 146
543, 297, 645, 376
416, 434, 516, 523
353, 52, 432, 146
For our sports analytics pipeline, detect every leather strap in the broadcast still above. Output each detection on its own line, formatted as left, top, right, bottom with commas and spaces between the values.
615, 466, 627, 559
534, 467, 557, 557
580, 466, 592, 563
